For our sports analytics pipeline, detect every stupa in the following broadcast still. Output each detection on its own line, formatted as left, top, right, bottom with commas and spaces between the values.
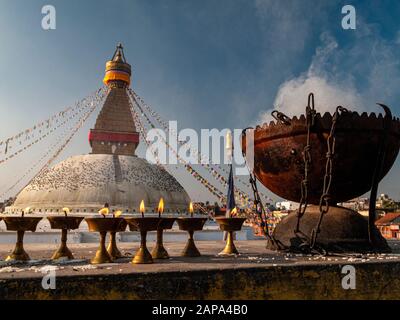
7, 44, 190, 214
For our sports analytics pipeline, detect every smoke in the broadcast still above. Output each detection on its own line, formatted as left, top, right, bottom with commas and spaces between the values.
259, 25, 400, 124
266, 75, 363, 119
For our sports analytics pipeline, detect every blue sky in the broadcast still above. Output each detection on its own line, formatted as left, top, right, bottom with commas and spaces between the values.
1, 0, 400, 202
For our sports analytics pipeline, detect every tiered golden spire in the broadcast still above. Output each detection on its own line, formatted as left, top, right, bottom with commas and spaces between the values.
89, 44, 139, 156
103, 43, 132, 87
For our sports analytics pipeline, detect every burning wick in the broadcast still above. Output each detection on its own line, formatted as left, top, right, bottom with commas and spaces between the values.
140, 200, 145, 218
62, 207, 70, 217
114, 210, 122, 218
99, 207, 109, 218
22, 207, 31, 217
158, 198, 164, 218
189, 202, 194, 218
230, 207, 237, 218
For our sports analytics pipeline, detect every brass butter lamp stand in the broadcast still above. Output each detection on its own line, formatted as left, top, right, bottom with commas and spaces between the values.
47, 216, 84, 260
151, 217, 176, 259
177, 217, 207, 257
85, 217, 125, 264
125, 217, 160, 264
215, 217, 246, 255
107, 219, 127, 260
3, 216, 42, 261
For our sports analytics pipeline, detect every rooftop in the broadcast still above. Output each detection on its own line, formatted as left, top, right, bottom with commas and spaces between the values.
376, 213, 400, 225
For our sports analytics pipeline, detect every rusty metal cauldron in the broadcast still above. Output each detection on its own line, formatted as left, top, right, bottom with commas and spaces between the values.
241, 93, 400, 254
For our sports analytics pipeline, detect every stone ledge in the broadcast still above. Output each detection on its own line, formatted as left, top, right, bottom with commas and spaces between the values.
0, 241, 399, 299
1, 260, 400, 299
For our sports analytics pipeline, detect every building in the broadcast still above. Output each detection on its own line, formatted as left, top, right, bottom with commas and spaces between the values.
375, 213, 400, 239
0, 197, 15, 213
376, 193, 397, 209
6, 44, 190, 214
275, 201, 299, 211
340, 197, 369, 211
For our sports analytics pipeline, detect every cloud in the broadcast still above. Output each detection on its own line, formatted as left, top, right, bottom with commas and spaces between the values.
265, 75, 363, 120
229, 0, 336, 126
253, 0, 333, 79
258, 33, 362, 123
258, 21, 400, 125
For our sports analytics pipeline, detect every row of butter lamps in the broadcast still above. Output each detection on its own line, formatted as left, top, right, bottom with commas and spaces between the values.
0, 199, 246, 264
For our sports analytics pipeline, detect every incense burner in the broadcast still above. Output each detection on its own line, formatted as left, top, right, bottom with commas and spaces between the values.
244, 112, 400, 204
242, 95, 400, 253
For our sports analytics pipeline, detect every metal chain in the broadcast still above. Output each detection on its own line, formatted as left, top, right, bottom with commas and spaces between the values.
295, 93, 316, 235
241, 128, 275, 243
249, 173, 269, 237
310, 106, 348, 249
271, 110, 292, 125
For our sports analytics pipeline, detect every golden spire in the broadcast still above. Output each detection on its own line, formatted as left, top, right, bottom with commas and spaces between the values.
103, 43, 132, 87
112, 43, 126, 62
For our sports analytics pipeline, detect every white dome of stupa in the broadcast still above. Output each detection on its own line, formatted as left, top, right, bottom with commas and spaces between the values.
7, 154, 190, 214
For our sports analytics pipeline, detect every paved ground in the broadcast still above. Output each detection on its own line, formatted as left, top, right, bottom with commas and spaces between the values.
1, 240, 400, 280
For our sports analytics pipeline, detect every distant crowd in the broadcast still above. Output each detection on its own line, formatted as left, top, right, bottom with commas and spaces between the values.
0, 197, 15, 213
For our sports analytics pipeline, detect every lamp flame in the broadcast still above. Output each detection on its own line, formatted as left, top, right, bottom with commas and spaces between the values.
158, 198, 164, 217
22, 206, 31, 217
231, 207, 237, 217
140, 200, 145, 218
114, 210, 122, 218
99, 207, 109, 217
62, 207, 70, 217
189, 201, 194, 217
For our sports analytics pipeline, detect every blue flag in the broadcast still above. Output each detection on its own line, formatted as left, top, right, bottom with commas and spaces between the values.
226, 164, 236, 215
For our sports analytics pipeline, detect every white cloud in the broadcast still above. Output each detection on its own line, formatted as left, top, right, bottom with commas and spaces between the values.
260, 75, 362, 122
259, 33, 362, 123
258, 22, 400, 125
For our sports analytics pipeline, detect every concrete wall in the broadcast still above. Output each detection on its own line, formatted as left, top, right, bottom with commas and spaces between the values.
1, 261, 400, 299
